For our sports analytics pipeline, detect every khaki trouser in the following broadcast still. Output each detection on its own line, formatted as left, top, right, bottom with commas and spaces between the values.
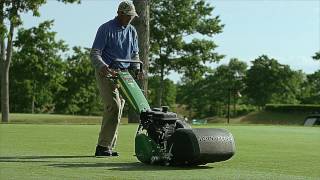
95, 71, 125, 150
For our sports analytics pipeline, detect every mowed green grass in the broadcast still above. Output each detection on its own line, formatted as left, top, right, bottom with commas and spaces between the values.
0, 123, 319, 180
7, 113, 103, 124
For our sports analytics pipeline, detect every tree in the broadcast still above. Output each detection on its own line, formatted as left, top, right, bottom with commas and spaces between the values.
129, 0, 150, 123
300, 70, 320, 104
245, 55, 302, 108
269, 70, 304, 104
11, 21, 68, 113
148, 76, 177, 109
0, 0, 80, 122
312, 51, 320, 61
177, 58, 247, 118
132, 0, 150, 95
150, 0, 224, 107
54, 47, 102, 115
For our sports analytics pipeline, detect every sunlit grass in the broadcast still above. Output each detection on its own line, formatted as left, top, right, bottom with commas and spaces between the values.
0, 123, 319, 179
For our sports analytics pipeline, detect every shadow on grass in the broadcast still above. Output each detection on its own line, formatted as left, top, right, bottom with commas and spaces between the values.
47, 162, 213, 171
0, 155, 93, 159
0, 155, 213, 171
0, 160, 53, 163
0, 155, 93, 163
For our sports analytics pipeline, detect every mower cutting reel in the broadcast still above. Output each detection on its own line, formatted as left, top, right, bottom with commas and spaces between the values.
114, 59, 236, 166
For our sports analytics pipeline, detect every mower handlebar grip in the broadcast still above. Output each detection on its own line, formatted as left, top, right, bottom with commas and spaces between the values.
114, 58, 144, 72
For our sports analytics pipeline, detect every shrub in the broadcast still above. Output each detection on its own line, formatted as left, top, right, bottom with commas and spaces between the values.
265, 104, 320, 113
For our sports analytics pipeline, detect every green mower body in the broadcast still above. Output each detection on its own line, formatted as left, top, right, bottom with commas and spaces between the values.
114, 59, 235, 166
117, 71, 150, 113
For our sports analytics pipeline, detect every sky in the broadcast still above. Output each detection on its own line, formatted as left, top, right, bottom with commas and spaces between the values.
21, 0, 320, 82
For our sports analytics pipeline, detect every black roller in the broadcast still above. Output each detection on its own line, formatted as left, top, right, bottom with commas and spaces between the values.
167, 128, 235, 165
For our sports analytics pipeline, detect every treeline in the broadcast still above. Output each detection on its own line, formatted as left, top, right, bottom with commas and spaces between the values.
1, 0, 319, 120
176, 57, 320, 118
8, 21, 102, 115
6, 21, 320, 118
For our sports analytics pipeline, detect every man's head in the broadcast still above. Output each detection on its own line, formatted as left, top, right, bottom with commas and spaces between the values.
117, 1, 138, 26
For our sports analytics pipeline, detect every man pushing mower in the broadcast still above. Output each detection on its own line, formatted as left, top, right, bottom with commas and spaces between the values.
90, 0, 139, 157
90, 1, 235, 165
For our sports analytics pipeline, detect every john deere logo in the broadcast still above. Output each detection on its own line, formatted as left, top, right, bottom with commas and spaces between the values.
198, 136, 232, 142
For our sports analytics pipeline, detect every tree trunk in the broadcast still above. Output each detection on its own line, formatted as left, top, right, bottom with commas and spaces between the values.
0, 0, 6, 121
157, 62, 164, 107
129, 0, 150, 123
132, 0, 149, 96
1, 60, 9, 122
227, 88, 231, 124
1, 20, 14, 122
233, 89, 236, 117
31, 80, 36, 113
32, 95, 35, 114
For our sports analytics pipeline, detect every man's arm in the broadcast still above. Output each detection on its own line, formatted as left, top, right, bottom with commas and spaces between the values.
91, 25, 108, 70
90, 49, 117, 77
90, 48, 108, 70
90, 25, 117, 77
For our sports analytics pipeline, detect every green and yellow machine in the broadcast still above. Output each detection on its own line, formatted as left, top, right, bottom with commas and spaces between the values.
113, 59, 235, 166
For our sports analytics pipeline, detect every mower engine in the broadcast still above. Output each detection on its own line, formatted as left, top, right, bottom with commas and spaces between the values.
135, 107, 236, 166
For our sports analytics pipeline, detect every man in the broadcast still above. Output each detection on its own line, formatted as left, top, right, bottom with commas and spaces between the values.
90, 0, 139, 157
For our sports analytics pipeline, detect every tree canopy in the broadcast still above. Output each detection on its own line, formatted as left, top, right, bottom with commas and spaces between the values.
11, 20, 67, 113
149, 0, 224, 106
245, 55, 304, 107
1, 0, 81, 122
312, 51, 320, 61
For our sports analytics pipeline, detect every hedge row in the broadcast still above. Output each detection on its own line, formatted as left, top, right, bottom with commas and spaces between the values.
265, 104, 320, 113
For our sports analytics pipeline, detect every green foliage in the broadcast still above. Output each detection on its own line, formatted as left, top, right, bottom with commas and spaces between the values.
54, 47, 102, 115
300, 70, 320, 104
298, 58, 319, 104
245, 55, 304, 107
11, 21, 67, 113
1, 0, 80, 29
10, 22, 102, 115
149, 0, 224, 105
312, 51, 320, 61
265, 104, 320, 113
177, 78, 221, 118
269, 70, 305, 104
234, 104, 257, 116
177, 59, 247, 118
240, 110, 311, 125
57, 0, 81, 4
1, 0, 46, 29
1, 0, 81, 122
148, 76, 176, 109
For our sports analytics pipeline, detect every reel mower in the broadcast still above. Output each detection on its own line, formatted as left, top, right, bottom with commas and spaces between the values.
112, 59, 236, 166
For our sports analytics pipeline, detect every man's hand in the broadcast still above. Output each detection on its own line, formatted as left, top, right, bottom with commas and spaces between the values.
99, 66, 117, 78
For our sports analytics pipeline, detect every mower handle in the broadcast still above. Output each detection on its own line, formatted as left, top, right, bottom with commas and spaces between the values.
114, 58, 143, 72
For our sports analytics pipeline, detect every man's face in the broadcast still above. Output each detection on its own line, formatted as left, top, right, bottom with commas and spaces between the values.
118, 12, 135, 26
